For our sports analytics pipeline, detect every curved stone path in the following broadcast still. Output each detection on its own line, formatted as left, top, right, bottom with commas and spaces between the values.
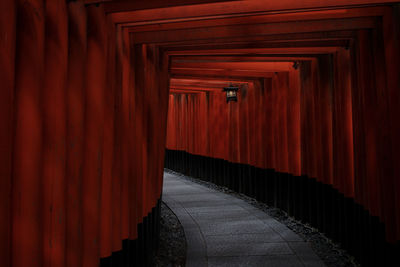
162, 171, 326, 267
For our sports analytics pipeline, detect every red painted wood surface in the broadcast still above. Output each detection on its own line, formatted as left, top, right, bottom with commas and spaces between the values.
0, 0, 15, 266
82, 5, 107, 267
66, 2, 87, 265
381, 5, 400, 243
12, 1, 45, 266
99, 14, 117, 259
112, 24, 123, 252
121, 27, 132, 240
42, 1, 68, 266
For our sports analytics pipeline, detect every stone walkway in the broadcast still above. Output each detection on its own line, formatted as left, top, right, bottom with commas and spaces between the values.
162, 171, 327, 267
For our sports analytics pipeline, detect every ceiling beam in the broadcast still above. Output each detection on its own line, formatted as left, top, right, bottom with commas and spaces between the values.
128, 17, 376, 44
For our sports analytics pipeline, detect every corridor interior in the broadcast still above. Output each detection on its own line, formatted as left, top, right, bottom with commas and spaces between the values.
1, 0, 400, 267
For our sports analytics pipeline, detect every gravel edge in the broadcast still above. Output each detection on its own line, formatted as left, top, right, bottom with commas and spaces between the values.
153, 201, 187, 267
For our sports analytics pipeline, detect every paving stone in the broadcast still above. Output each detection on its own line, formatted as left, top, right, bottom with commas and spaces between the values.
207, 241, 294, 256
208, 255, 304, 267
185, 204, 246, 214
200, 220, 273, 236
206, 232, 285, 243
194, 214, 261, 226
289, 242, 327, 267
163, 172, 325, 267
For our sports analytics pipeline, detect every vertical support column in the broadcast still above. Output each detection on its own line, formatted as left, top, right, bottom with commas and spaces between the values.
331, 49, 354, 248
264, 78, 275, 171
382, 5, 400, 244
273, 72, 289, 209
299, 61, 316, 222
287, 69, 301, 217
253, 80, 262, 168
112, 24, 123, 255
316, 56, 334, 186
12, 1, 45, 267
82, 4, 107, 267
66, 2, 86, 266
287, 70, 301, 177
353, 31, 380, 213
0, 1, 15, 266
144, 44, 166, 208
276, 73, 289, 174
166, 94, 176, 150
238, 84, 250, 164
263, 78, 276, 205
229, 90, 240, 164
247, 83, 257, 168
310, 60, 323, 183
121, 28, 132, 242
157, 50, 170, 194
42, 1, 68, 267
99, 15, 116, 260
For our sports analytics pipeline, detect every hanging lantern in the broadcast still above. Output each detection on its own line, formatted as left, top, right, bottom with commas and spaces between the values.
223, 84, 239, 103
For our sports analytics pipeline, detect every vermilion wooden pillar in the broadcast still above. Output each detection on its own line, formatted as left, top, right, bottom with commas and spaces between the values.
131, 43, 145, 227
138, 45, 150, 217
42, 1, 68, 266
187, 95, 194, 155
247, 83, 257, 167
192, 94, 198, 155
332, 48, 354, 198
66, 2, 87, 266
144, 44, 165, 209
166, 95, 176, 150
99, 15, 117, 259
82, 5, 107, 267
310, 60, 324, 183
228, 90, 240, 164
276, 73, 290, 174
158, 51, 171, 195
182, 94, 188, 154
354, 30, 387, 219
287, 71, 301, 176
238, 86, 250, 166
121, 28, 132, 240
12, 1, 45, 267
382, 5, 400, 242
272, 74, 282, 174
253, 80, 263, 168
199, 92, 209, 156
217, 91, 229, 161
299, 61, 314, 178
112, 24, 123, 253
258, 79, 269, 169
264, 78, 275, 170
316, 56, 333, 185
0, 1, 15, 266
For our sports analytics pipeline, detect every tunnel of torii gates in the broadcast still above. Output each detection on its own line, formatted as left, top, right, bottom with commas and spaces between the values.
1, 0, 400, 266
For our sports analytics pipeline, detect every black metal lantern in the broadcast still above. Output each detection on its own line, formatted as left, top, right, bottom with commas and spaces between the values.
223, 85, 239, 103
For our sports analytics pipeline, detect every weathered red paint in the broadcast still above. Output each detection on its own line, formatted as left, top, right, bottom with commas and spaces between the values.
99, 14, 117, 259
66, 2, 87, 266
12, 1, 45, 266
381, 5, 400, 242
42, 1, 68, 266
121, 27, 132, 240
112, 24, 123, 252
82, 5, 107, 267
0, 0, 15, 266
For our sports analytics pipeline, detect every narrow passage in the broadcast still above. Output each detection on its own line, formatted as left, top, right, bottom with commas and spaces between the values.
162, 171, 326, 267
